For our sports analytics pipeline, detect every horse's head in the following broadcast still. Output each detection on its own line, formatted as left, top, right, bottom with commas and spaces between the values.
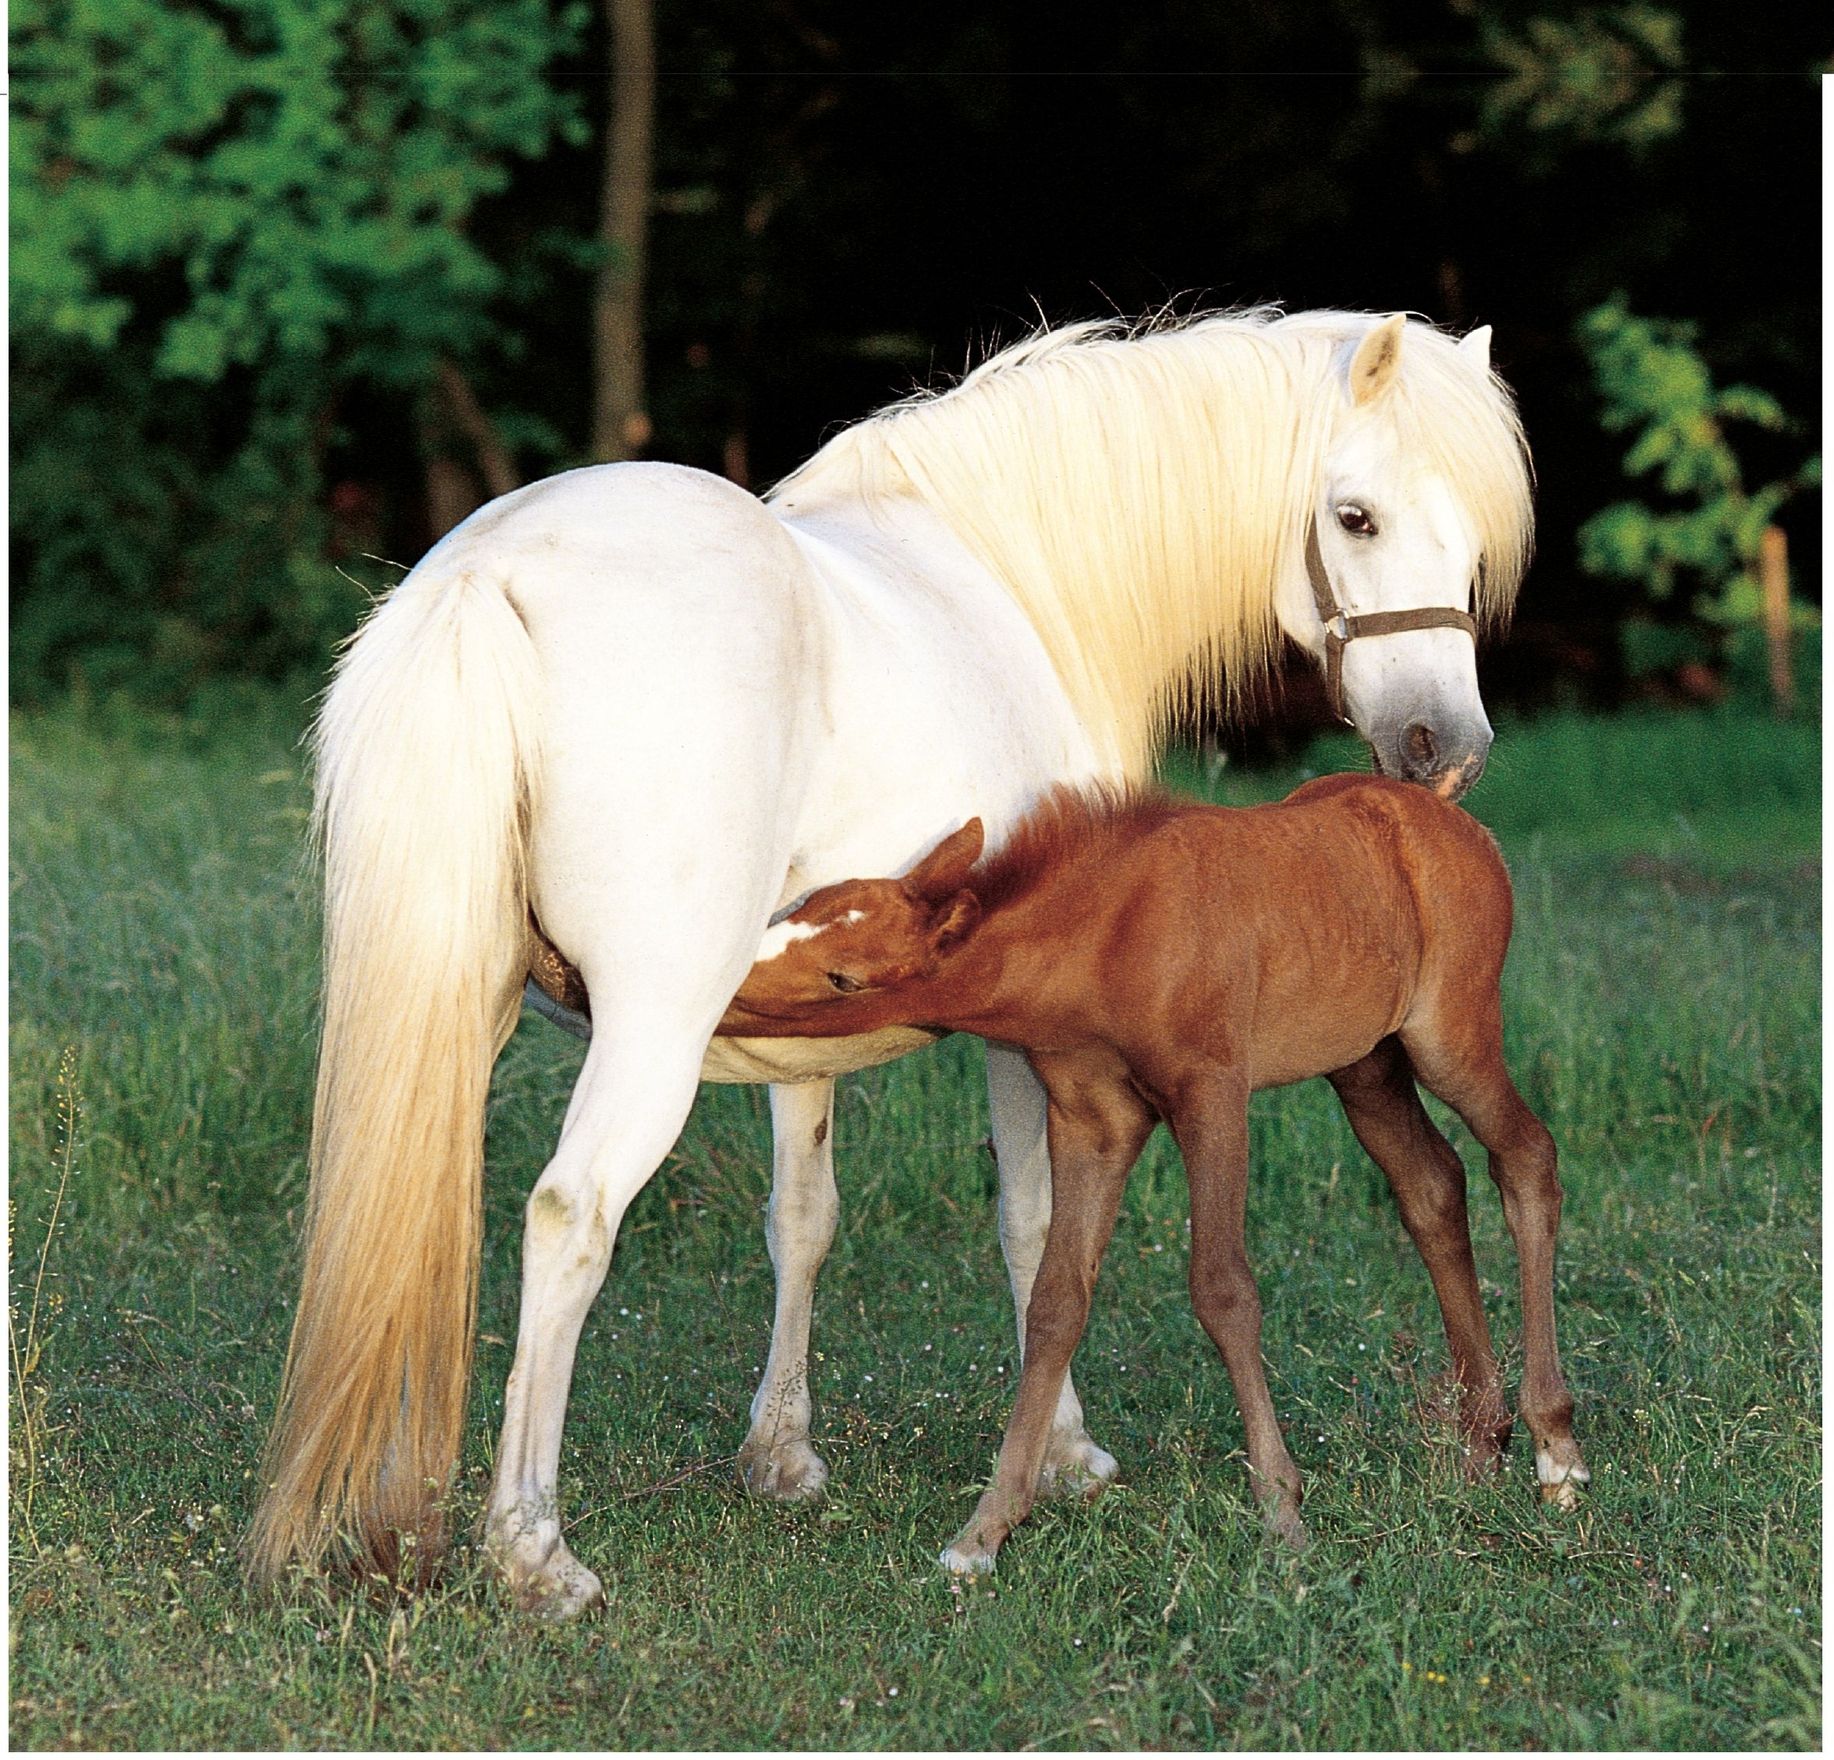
1277, 315, 1530, 801
724, 820, 984, 1029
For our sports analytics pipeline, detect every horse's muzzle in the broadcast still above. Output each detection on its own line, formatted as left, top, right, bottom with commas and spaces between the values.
1370, 714, 1491, 802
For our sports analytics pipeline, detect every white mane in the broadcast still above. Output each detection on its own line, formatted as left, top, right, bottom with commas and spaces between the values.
770, 308, 1533, 778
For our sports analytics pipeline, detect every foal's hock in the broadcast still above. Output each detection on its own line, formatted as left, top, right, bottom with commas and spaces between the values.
724, 775, 1589, 1572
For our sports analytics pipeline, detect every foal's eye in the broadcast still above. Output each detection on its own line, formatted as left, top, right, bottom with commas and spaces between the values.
1337, 503, 1377, 537
826, 972, 865, 994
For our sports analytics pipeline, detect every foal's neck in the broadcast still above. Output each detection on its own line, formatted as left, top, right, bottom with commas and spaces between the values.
924, 833, 1142, 1039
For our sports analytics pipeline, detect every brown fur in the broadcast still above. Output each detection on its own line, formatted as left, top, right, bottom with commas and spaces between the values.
722, 775, 1587, 1567
528, 915, 590, 1017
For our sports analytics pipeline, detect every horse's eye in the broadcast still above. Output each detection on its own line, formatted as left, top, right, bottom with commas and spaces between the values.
1337, 504, 1377, 537
826, 972, 865, 994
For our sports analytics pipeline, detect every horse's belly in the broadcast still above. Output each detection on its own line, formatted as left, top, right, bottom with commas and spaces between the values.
698, 1025, 945, 1085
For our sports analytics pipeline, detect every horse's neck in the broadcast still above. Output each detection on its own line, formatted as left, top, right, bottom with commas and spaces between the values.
783, 341, 1308, 780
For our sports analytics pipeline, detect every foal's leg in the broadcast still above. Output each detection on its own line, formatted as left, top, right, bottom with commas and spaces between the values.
987, 1043, 1120, 1499
737, 1079, 838, 1501
1329, 1040, 1512, 1472
944, 1058, 1153, 1574
1404, 1010, 1589, 1508
1174, 1070, 1306, 1547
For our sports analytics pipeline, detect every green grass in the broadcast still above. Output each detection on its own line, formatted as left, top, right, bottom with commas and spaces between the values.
9, 702, 1821, 1749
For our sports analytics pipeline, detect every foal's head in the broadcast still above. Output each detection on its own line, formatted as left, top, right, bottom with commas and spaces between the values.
726, 820, 984, 1026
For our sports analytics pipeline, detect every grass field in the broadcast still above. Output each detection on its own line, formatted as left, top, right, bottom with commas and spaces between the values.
8, 700, 1821, 1750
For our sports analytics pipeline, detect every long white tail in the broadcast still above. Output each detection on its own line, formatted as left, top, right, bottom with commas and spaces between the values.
247, 567, 543, 1586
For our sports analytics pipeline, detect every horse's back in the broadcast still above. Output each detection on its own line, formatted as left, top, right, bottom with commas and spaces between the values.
426, 458, 783, 558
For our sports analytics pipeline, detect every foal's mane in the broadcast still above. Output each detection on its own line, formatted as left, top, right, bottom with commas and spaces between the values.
967, 784, 1190, 918
769, 307, 1533, 779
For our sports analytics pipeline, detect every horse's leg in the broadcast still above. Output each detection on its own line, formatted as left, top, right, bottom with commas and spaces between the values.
484, 1012, 716, 1616
1403, 1011, 1589, 1509
987, 1043, 1120, 1499
485, 768, 795, 1615
1328, 1039, 1512, 1473
946, 1057, 1153, 1574
737, 1079, 838, 1501
1174, 1069, 1307, 1547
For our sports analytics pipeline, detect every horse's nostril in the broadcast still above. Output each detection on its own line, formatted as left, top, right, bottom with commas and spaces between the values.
1401, 721, 1439, 776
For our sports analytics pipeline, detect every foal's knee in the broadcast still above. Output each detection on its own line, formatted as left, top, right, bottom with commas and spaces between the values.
1023, 1268, 1097, 1359
1489, 1107, 1560, 1201
1392, 1152, 1470, 1236
1190, 1251, 1260, 1338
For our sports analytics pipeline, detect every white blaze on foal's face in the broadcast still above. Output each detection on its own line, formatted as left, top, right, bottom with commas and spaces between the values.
751, 909, 864, 967
734, 887, 927, 1015
731, 821, 988, 1022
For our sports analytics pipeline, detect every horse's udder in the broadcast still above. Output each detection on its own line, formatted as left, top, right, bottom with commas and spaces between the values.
699, 1026, 944, 1085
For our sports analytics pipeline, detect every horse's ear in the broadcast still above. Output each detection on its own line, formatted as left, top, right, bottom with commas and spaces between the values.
929, 890, 980, 953
1458, 324, 1493, 373
1347, 313, 1407, 407
904, 818, 984, 900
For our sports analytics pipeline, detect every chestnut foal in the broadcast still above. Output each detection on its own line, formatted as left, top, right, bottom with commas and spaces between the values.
718, 774, 1588, 1573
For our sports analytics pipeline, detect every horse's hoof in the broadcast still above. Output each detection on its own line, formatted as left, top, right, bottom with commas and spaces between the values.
737, 1436, 830, 1504
493, 1539, 606, 1620
1036, 1432, 1119, 1502
939, 1540, 997, 1577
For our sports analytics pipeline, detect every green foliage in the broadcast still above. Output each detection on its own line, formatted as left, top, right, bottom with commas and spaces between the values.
1480, 7, 1687, 152
10, 0, 585, 704
1576, 298, 1818, 687
12, 0, 585, 382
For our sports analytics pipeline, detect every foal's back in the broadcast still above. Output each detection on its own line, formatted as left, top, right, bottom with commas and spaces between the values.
1078, 775, 1512, 1090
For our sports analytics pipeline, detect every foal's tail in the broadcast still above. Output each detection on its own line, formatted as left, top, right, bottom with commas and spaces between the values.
246, 564, 543, 1588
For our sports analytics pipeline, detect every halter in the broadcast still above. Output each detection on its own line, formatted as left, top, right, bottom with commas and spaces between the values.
1304, 519, 1479, 727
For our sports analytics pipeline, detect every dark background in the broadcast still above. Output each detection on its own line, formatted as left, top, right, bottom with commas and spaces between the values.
11, 2, 1825, 727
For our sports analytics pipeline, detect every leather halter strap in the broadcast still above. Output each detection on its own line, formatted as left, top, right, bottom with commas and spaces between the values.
1304, 519, 1479, 726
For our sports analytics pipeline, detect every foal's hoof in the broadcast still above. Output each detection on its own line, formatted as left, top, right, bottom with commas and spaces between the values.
737, 1435, 830, 1504
939, 1534, 998, 1577
1536, 1447, 1590, 1512
1461, 1434, 1511, 1484
1036, 1431, 1119, 1502
1264, 1501, 1310, 1552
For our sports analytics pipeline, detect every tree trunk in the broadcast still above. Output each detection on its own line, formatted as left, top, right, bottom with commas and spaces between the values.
591, 0, 656, 463
437, 358, 520, 501
419, 361, 522, 545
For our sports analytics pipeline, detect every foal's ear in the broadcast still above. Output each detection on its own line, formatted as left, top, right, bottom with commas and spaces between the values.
928, 890, 980, 953
1347, 313, 1407, 407
1458, 323, 1493, 374
904, 818, 985, 901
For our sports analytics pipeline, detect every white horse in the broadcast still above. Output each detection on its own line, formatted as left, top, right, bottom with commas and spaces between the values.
247, 309, 1532, 1615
